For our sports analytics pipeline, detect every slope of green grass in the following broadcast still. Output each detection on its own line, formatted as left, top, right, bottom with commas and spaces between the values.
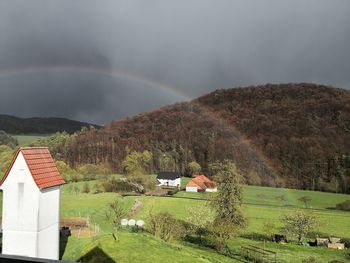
56, 182, 350, 262
243, 185, 350, 209
64, 232, 237, 263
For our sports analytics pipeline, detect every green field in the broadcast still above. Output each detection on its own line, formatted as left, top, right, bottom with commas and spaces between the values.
13, 134, 50, 146
59, 181, 350, 263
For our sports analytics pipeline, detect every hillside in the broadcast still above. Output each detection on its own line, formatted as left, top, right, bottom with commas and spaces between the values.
0, 114, 100, 134
64, 83, 350, 193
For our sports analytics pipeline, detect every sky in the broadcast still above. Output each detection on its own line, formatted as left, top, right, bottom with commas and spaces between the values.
0, 0, 349, 124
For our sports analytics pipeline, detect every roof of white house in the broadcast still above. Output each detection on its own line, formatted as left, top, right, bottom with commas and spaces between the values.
156, 172, 180, 180
0, 147, 65, 189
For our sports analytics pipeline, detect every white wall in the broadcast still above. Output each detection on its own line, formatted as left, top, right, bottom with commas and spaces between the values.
158, 178, 181, 187
38, 186, 60, 260
206, 187, 217, 193
186, 186, 198, 192
1, 153, 40, 233
37, 224, 59, 260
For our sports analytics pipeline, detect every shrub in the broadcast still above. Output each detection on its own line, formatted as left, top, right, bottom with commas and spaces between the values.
78, 163, 112, 181
148, 212, 184, 242
335, 200, 350, 211
302, 257, 318, 263
208, 218, 238, 252
92, 182, 104, 194
81, 182, 90, 193
55, 160, 81, 182
166, 188, 178, 195
102, 178, 133, 192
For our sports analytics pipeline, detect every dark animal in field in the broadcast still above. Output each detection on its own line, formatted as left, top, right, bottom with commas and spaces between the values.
308, 240, 317, 247
273, 234, 288, 243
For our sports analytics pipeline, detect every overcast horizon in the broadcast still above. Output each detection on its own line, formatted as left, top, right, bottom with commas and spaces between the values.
0, 1, 349, 124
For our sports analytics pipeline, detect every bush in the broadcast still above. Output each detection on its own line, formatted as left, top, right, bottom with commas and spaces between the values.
78, 163, 112, 181
148, 212, 184, 242
166, 188, 179, 195
208, 218, 238, 252
81, 182, 90, 193
101, 178, 137, 193
335, 200, 350, 211
92, 182, 104, 194
55, 160, 81, 182
302, 257, 318, 263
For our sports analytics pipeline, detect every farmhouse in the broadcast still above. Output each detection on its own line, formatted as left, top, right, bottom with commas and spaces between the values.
186, 175, 217, 192
156, 172, 181, 188
0, 147, 65, 260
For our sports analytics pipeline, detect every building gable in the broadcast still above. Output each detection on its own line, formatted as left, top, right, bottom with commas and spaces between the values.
0, 147, 65, 190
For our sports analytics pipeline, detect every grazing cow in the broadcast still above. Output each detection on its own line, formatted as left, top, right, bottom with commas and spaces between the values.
273, 234, 288, 243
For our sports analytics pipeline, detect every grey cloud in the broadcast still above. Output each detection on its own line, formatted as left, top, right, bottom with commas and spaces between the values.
0, 0, 349, 124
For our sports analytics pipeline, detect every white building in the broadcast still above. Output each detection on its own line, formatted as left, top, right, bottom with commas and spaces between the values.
156, 172, 181, 188
0, 147, 65, 260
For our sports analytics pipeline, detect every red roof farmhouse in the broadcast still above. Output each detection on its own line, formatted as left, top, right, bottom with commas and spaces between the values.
186, 175, 217, 192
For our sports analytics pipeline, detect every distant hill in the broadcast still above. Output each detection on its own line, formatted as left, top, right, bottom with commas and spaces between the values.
0, 114, 100, 134
64, 83, 350, 193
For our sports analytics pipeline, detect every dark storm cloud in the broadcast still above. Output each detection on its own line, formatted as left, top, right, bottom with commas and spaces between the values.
0, 0, 349, 124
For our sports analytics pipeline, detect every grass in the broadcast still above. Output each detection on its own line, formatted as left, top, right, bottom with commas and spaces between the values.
13, 134, 50, 146
58, 181, 350, 262
64, 232, 235, 263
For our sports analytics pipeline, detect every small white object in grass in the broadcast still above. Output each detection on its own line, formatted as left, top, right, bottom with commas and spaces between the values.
121, 219, 128, 226
128, 219, 136, 226
136, 220, 145, 227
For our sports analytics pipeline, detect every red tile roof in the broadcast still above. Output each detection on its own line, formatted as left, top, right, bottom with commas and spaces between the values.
186, 175, 216, 190
194, 175, 216, 188
0, 147, 65, 189
187, 178, 207, 191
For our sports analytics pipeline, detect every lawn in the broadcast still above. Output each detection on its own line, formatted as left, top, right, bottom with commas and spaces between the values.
59, 181, 350, 263
13, 134, 50, 146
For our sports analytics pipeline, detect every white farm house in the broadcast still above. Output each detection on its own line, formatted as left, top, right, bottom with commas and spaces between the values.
156, 172, 181, 188
0, 147, 65, 260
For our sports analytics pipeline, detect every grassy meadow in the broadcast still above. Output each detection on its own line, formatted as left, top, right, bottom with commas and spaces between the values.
58, 180, 350, 263
13, 134, 50, 146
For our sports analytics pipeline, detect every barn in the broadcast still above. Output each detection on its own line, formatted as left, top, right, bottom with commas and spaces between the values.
0, 147, 65, 260
186, 175, 217, 192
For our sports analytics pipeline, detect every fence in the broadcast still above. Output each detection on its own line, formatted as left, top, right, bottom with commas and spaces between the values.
240, 245, 277, 263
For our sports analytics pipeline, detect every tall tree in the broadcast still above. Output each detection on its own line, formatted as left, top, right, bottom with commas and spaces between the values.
0, 130, 18, 148
122, 150, 152, 176
210, 160, 246, 227
187, 161, 201, 177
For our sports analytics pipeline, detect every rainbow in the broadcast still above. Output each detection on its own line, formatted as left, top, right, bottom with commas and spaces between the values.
0, 65, 278, 179
0, 65, 191, 101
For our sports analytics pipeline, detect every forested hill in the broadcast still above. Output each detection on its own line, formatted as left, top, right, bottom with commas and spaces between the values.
0, 114, 100, 134
65, 83, 350, 193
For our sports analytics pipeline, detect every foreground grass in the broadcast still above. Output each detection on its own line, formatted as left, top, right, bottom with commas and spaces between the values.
59, 182, 350, 262
63, 232, 236, 263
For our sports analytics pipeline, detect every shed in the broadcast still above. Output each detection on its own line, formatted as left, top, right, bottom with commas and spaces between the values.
156, 172, 181, 188
0, 147, 65, 260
